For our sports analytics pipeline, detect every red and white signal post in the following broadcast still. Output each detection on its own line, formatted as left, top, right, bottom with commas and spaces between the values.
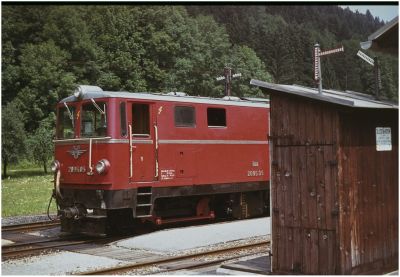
314, 44, 344, 94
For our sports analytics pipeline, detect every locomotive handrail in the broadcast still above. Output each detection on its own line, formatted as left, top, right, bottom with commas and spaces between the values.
129, 124, 133, 178
154, 124, 159, 179
87, 138, 94, 175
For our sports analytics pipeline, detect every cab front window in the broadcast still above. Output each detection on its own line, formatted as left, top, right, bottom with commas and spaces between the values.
57, 105, 75, 139
80, 101, 107, 137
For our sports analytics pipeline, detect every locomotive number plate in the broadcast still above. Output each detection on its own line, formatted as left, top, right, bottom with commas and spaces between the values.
68, 166, 86, 173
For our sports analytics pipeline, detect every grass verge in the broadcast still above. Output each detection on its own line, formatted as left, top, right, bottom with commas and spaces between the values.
2, 166, 57, 217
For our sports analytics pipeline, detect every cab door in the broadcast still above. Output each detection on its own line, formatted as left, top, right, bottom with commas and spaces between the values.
128, 102, 156, 182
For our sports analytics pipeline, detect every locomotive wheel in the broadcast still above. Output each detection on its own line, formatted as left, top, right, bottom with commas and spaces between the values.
196, 197, 211, 216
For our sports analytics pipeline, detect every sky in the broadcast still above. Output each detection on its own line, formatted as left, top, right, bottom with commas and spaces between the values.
340, 5, 398, 22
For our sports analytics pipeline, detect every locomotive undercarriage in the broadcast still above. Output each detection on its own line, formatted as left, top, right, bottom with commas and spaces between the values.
56, 181, 270, 235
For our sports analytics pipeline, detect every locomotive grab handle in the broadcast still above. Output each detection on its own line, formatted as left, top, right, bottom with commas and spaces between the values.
129, 124, 133, 178
154, 124, 159, 178
87, 138, 94, 175
55, 170, 63, 199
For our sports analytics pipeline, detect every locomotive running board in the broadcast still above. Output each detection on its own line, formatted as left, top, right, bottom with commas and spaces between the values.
155, 212, 215, 225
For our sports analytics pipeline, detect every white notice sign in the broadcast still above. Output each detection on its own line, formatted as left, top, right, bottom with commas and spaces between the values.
376, 127, 392, 151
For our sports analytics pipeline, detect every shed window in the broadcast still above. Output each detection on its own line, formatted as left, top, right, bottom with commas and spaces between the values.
207, 108, 226, 127
175, 106, 195, 127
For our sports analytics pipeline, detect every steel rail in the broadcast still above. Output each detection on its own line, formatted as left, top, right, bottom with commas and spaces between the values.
2, 233, 129, 260
2, 238, 101, 260
2, 234, 131, 260
2, 220, 60, 233
156, 245, 268, 274
80, 240, 270, 275
2, 234, 83, 250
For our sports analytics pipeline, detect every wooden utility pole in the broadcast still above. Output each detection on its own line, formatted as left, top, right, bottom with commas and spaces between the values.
216, 66, 241, 96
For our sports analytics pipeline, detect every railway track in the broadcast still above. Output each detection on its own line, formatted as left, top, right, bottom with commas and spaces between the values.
80, 240, 270, 275
2, 235, 105, 260
2, 220, 127, 261
2, 220, 60, 233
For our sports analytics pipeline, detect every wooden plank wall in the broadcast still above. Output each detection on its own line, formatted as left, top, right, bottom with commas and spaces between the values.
270, 93, 340, 274
338, 109, 398, 274
270, 90, 398, 274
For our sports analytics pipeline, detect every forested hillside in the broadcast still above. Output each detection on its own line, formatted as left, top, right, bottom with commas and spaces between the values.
1, 4, 398, 174
187, 5, 398, 98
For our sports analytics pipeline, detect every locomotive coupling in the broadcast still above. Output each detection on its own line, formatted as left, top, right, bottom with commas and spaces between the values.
59, 205, 87, 220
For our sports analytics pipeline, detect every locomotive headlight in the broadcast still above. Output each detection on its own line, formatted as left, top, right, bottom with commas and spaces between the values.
51, 160, 60, 172
96, 159, 110, 174
73, 86, 83, 99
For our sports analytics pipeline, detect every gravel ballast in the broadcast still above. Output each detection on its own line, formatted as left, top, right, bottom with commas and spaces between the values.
2, 214, 57, 227
2, 251, 126, 275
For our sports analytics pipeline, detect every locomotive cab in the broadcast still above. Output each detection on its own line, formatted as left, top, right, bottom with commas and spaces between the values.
53, 86, 136, 234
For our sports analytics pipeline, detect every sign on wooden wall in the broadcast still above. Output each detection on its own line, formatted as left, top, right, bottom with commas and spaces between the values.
376, 127, 392, 151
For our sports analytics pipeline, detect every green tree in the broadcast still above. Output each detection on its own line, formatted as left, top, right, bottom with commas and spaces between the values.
2, 41, 20, 104
379, 55, 398, 101
226, 45, 273, 97
2, 101, 27, 178
165, 14, 232, 96
87, 6, 146, 91
28, 116, 55, 173
16, 40, 76, 132
40, 6, 100, 83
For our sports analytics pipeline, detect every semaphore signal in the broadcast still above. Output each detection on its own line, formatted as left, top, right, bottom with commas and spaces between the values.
314, 44, 344, 94
356, 50, 382, 98
319, 46, 344, 56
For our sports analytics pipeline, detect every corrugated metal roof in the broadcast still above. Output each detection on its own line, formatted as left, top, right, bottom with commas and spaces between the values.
250, 79, 398, 109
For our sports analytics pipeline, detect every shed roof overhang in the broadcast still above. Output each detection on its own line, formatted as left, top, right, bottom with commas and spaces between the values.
250, 79, 398, 110
360, 16, 398, 55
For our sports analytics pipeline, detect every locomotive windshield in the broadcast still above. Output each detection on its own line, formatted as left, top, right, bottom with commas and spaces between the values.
80, 100, 107, 137
57, 104, 76, 139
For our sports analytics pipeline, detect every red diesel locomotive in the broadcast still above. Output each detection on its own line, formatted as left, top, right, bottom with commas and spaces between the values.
51, 85, 270, 234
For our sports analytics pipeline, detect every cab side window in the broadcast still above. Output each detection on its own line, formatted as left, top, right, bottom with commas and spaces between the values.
120, 102, 127, 137
132, 103, 150, 136
207, 108, 226, 127
175, 106, 195, 127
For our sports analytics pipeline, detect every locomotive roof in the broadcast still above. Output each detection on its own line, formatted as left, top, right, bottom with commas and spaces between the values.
60, 89, 269, 108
